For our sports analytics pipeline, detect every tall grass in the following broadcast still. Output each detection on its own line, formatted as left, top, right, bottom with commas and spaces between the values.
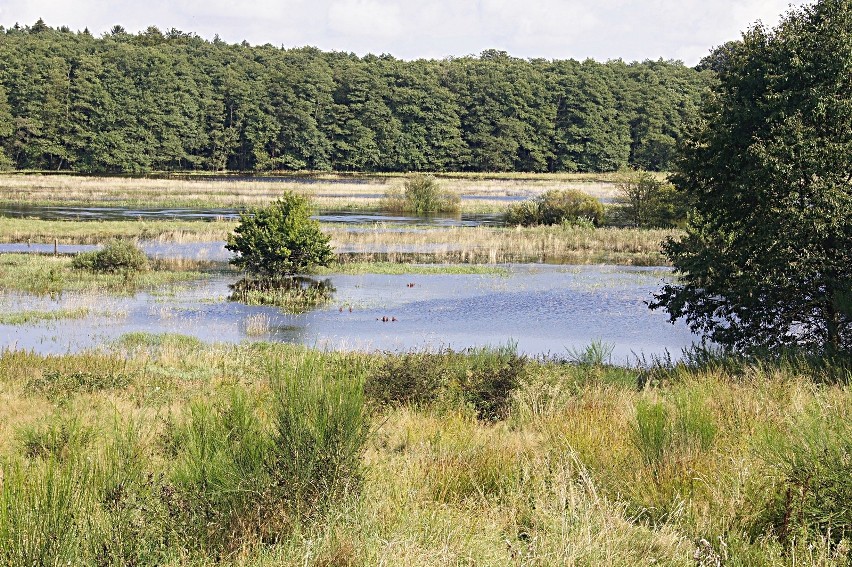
268, 352, 369, 519
0, 344, 849, 564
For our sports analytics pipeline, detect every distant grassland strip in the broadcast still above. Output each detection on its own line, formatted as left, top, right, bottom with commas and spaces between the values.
0, 218, 236, 244
0, 173, 626, 211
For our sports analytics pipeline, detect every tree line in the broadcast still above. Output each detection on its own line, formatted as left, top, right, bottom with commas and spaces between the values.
0, 20, 713, 174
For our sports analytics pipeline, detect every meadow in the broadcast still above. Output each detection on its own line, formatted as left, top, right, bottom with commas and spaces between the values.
0, 341, 848, 565
0, 173, 848, 565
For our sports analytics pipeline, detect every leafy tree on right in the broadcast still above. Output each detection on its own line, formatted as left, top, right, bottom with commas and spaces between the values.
651, 0, 852, 356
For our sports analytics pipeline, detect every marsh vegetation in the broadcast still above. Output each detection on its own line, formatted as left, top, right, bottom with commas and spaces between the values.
0, 342, 848, 565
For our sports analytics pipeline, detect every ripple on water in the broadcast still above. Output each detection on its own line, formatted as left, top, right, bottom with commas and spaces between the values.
0, 264, 696, 362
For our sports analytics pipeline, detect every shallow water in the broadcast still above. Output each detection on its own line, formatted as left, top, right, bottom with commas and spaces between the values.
0, 204, 504, 227
0, 264, 695, 362
0, 240, 464, 260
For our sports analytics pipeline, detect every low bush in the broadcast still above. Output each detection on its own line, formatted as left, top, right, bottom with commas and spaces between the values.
367, 345, 526, 420
17, 414, 94, 461
26, 369, 132, 401
71, 240, 149, 273
168, 389, 273, 550
268, 353, 369, 519
609, 171, 688, 228
383, 174, 460, 214
226, 193, 333, 279
505, 189, 604, 227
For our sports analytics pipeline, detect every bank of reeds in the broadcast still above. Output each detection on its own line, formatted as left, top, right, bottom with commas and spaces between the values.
0, 217, 235, 244
0, 341, 848, 565
2, 219, 678, 266
331, 224, 678, 265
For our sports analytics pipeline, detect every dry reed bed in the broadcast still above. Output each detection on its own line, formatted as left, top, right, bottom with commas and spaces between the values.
330, 225, 678, 265
0, 173, 620, 209
0, 218, 677, 265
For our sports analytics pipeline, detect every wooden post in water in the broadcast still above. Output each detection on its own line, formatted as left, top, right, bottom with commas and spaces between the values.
54, 238, 58, 256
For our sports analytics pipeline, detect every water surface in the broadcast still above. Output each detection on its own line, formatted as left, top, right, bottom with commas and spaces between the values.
0, 265, 694, 362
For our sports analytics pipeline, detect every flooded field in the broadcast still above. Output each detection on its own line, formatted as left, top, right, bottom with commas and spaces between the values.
0, 264, 695, 361
0, 204, 503, 226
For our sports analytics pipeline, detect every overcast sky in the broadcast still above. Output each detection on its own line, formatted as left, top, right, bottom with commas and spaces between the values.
0, 0, 809, 65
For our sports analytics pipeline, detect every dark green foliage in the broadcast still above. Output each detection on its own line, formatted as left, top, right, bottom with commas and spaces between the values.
226, 193, 333, 279
366, 351, 447, 408
0, 25, 711, 173
383, 174, 460, 214
366, 346, 526, 420
612, 171, 687, 228
506, 189, 604, 227
168, 390, 276, 550
71, 240, 149, 273
268, 353, 369, 518
652, 0, 852, 356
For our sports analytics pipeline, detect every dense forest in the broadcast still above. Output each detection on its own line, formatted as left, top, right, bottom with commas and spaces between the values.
0, 20, 714, 173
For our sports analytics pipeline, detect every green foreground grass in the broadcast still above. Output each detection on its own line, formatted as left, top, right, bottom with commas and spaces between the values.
0, 339, 849, 565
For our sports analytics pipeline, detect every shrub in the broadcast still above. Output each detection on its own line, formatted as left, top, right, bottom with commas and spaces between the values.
268, 353, 369, 519
632, 399, 671, 466
71, 240, 148, 273
383, 174, 460, 214
168, 389, 273, 550
505, 189, 604, 227
226, 193, 333, 279
366, 345, 526, 420
611, 171, 687, 228
751, 408, 852, 549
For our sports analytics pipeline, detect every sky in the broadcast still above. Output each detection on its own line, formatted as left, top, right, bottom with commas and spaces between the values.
0, 0, 811, 65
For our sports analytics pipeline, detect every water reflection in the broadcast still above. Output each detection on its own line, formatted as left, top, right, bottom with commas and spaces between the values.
0, 264, 695, 362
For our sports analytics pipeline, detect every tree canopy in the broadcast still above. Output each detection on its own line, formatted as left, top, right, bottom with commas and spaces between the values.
0, 23, 712, 173
651, 0, 852, 356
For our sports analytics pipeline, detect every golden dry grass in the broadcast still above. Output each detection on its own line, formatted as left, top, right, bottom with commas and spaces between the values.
0, 173, 628, 212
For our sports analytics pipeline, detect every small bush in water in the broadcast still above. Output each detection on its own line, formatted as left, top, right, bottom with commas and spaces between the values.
505, 189, 604, 227
71, 240, 148, 273
383, 175, 460, 214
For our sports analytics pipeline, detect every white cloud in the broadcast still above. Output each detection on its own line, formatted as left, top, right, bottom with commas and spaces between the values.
0, 0, 813, 64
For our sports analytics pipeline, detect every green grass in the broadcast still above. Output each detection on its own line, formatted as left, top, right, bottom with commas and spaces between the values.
0, 307, 92, 325
315, 261, 509, 276
0, 343, 848, 565
0, 217, 235, 244
0, 253, 206, 295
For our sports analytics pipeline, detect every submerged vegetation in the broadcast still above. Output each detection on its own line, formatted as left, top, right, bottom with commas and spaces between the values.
229, 277, 336, 314
0, 342, 848, 564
